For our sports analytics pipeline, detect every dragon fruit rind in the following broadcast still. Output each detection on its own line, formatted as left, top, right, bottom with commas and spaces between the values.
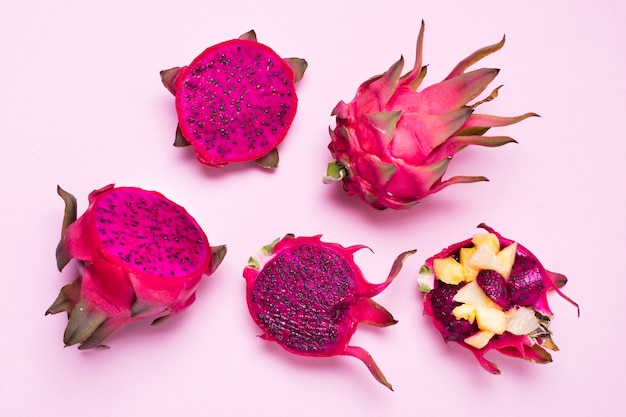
161, 30, 307, 169
243, 234, 415, 390
417, 224, 579, 374
324, 21, 538, 209
47, 184, 226, 349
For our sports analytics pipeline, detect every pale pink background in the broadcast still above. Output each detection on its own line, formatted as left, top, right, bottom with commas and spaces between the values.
1, 0, 624, 416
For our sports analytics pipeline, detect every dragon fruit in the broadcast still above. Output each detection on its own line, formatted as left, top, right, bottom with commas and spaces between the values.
46, 184, 226, 349
324, 21, 537, 209
417, 224, 579, 374
243, 234, 415, 390
161, 30, 307, 169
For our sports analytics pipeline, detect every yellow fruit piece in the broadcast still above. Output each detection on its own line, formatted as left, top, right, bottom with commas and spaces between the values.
505, 306, 540, 335
452, 304, 476, 324
459, 247, 478, 282
472, 233, 500, 254
459, 247, 477, 267
464, 330, 496, 349
452, 281, 500, 309
495, 242, 517, 279
475, 306, 507, 334
464, 268, 478, 282
467, 243, 502, 271
433, 257, 475, 285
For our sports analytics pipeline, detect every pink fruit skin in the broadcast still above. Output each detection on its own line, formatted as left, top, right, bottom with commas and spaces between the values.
421, 224, 579, 374
243, 234, 415, 390
325, 21, 537, 209
47, 184, 226, 350
161, 30, 307, 169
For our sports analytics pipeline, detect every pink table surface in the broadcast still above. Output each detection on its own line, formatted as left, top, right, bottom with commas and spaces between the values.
1, 1, 624, 416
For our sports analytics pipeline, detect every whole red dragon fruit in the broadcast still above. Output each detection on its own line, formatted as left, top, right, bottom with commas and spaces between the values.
324, 22, 537, 209
417, 224, 579, 374
243, 234, 415, 390
161, 30, 307, 169
47, 184, 226, 349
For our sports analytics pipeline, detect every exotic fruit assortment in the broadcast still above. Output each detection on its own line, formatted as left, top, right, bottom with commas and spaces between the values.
161, 30, 307, 169
324, 22, 537, 209
47, 185, 226, 349
417, 224, 579, 374
44, 22, 578, 391
243, 234, 415, 389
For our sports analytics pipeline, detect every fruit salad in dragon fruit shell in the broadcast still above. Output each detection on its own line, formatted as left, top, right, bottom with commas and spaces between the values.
418, 224, 579, 374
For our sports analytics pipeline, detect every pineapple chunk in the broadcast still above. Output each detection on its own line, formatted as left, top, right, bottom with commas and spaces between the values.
506, 306, 540, 335
452, 304, 476, 324
472, 233, 500, 253
464, 330, 495, 349
495, 242, 517, 279
475, 306, 507, 334
433, 257, 475, 285
459, 246, 477, 267
468, 243, 503, 272
452, 281, 500, 309
458, 247, 479, 282
453, 282, 506, 334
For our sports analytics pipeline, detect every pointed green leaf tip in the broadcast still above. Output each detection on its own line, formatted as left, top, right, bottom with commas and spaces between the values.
130, 300, 161, 318
239, 30, 257, 42
345, 345, 393, 391
433, 175, 489, 194
283, 58, 308, 83
45, 278, 81, 316
452, 135, 518, 151
470, 85, 502, 109
174, 125, 191, 147
401, 20, 427, 90
367, 55, 404, 108
371, 158, 397, 185
57, 185, 77, 235
56, 185, 77, 272
366, 111, 402, 146
387, 249, 417, 283
247, 237, 282, 269
331, 101, 349, 118
63, 299, 108, 348
160, 67, 182, 95
209, 245, 227, 275
255, 148, 279, 169
446, 34, 506, 80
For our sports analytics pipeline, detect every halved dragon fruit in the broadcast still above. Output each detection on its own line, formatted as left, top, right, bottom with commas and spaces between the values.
47, 184, 226, 349
161, 30, 307, 169
243, 234, 415, 390
417, 224, 578, 374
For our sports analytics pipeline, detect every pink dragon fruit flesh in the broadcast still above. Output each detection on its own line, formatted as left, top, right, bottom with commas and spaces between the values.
243, 234, 415, 390
47, 184, 226, 349
324, 21, 538, 209
161, 30, 307, 169
417, 223, 579, 374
